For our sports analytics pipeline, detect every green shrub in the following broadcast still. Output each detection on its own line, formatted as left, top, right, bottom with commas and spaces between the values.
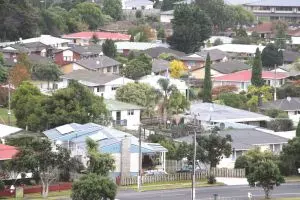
207, 174, 216, 184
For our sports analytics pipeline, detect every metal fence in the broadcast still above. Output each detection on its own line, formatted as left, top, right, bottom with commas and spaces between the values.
120, 168, 245, 186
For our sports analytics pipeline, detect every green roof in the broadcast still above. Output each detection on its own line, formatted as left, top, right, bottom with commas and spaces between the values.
104, 99, 144, 111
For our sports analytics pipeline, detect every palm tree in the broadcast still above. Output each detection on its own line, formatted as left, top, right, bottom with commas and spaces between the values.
157, 78, 177, 127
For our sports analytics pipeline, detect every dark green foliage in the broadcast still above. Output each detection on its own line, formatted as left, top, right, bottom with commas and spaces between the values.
135, 10, 142, 18
234, 155, 250, 174
247, 160, 284, 199
279, 137, 300, 175
0, 180, 4, 190
103, 0, 122, 20
197, 133, 232, 168
297, 120, 300, 137
102, 39, 117, 58
161, 0, 181, 11
121, 54, 152, 80
277, 84, 300, 99
157, 26, 165, 41
71, 173, 117, 200
219, 93, 248, 109
265, 109, 288, 118
267, 119, 293, 132
168, 4, 212, 53
32, 63, 62, 89
251, 48, 264, 87
213, 38, 223, 46
261, 43, 283, 69
232, 37, 252, 44
203, 54, 212, 103
0, 1, 40, 41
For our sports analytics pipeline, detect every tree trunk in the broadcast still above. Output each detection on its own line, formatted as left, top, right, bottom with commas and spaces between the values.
264, 187, 270, 199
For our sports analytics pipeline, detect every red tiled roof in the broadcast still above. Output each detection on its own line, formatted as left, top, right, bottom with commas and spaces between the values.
213, 70, 288, 82
248, 22, 273, 33
62, 31, 131, 41
0, 144, 18, 160
288, 28, 300, 37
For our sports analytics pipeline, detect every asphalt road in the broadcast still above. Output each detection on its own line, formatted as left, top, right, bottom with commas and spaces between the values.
116, 183, 300, 200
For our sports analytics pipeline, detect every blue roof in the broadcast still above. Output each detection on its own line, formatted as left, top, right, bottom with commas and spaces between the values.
244, 0, 300, 7
43, 123, 167, 153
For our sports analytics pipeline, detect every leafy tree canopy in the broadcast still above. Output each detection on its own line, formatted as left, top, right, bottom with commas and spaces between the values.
261, 43, 283, 69
168, 4, 212, 53
169, 60, 186, 78
103, 0, 122, 20
279, 137, 300, 175
102, 39, 117, 58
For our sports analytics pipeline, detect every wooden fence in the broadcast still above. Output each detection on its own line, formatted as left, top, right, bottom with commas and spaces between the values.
120, 168, 245, 186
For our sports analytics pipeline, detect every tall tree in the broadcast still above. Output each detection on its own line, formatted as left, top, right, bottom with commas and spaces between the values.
273, 20, 288, 49
261, 43, 283, 69
161, 0, 181, 11
197, 133, 232, 168
203, 53, 212, 103
32, 63, 62, 89
9, 64, 31, 87
121, 54, 152, 80
116, 83, 158, 117
0, 53, 7, 83
280, 137, 300, 175
247, 160, 284, 199
168, 90, 190, 114
103, 0, 122, 20
168, 4, 212, 53
102, 39, 117, 58
157, 78, 177, 126
70, 2, 104, 30
251, 48, 264, 87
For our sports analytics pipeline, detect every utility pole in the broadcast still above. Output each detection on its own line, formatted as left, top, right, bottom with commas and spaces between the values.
138, 125, 142, 192
191, 115, 197, 200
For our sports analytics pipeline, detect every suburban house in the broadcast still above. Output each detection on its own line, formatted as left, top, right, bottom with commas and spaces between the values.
4, 54, 54, 67
142, 46, 186, 59
139, 75, 188, 96
60, 56, 121, 74
179, 54, 205, 72
43, 123, 168, 177
152, 59, 170, 75
53, 45, 102, 66
175, 127, 288, 168
186, 102, 270, 127
0, 46, 30, 59
205, 36, 233, 46
191, 60, 251, 80
160, 10, 174, 23
60, 70, 134, 99
0, 124, 22, 143
247, 22, 274, 39
122, 0, 155, 9
105, 99, 143, 130
260, 97, 300, 124
62, 31, 131, 46
115, 42, 167, 56
243, 0, 300, 22
0, 144, 18, 169
204, 44, 266, 60
0, 35, 71, 49
213, 70, 289, 92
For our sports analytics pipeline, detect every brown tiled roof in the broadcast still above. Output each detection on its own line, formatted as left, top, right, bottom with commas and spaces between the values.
248, 22, 273, 33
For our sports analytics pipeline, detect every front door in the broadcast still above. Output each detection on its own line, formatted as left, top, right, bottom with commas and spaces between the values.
116, 111, 121, 121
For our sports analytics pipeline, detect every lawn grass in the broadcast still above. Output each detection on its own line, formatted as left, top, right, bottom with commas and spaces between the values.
0, 107, 16, 126
120, 179, 224, 192
0, 190, 71, 200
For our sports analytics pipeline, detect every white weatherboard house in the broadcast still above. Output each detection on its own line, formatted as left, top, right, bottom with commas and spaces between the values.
43, 123, 168, 177
176, 127, 288, 169
186, 102, 270, 127
104, 99, 143, 130
260, 97, 300, 125
60, 70, 134, 99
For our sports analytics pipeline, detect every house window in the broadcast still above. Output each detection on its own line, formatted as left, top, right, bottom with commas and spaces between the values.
128, 110, 134, 115
113, 66, 118, 73
112, 86, 119, 91
107, 67, 111, 72
63, 56, 73, 61
96, 86, 104, 92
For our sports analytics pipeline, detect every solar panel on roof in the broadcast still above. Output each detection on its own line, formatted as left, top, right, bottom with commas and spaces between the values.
56, 125, 75, 135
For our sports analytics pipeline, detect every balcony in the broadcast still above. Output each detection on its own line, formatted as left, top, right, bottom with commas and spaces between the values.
113, 119, 127, 126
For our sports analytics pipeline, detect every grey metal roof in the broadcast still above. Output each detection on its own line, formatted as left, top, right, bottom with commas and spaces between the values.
188, 102, 270, 123
71, 45, 102, 56
283, 50, 300, 63
175, 128, 288, 150
75, 56, 120, 70
197, 49, 229, 62
219, 129, 288, 150
260, 97, 300, 111
61, 70, 121, 86
152, 59, 170, 73
143, 47, 186, 58
211, 60, 251, 74
244, 0, 300, 7
104, 99, 144, 111
4, 54, 53, 67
